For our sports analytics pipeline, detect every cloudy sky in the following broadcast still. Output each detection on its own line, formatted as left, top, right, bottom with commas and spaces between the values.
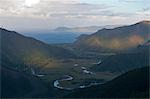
0, 0, 149, 32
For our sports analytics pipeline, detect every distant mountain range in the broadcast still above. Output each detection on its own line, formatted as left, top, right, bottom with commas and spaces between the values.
21, 25, 121, 34
53, 25, 121, 33
22, 25, 121, 44
73, 21, 150, 52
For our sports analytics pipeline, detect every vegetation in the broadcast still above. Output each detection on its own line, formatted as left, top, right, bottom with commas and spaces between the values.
91, 47, 149, 73
1, 28, 76, 70
74, 21, 150, 52
65, 66, 149, 98
1, 67, 50, 98
0, 21, 149, 98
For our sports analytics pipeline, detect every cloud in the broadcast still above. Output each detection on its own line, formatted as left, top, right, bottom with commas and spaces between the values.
118, 0, 140, 3
0, 0, 110, 18
0, 0, 149, 32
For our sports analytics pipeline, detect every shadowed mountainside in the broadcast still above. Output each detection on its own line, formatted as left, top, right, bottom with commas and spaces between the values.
91, 44, 149, 73
65, 66, 149, 98
1, 66, 50, 98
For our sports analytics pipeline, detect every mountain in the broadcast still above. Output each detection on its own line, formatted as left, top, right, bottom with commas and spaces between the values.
1, 66, 50, 98
90, 42, 149, 73
53, 25, 121, 33
65, 66, 149, 98
54, 27, 71, 32
21, 25, 121, 44
0, 28, 76, 70
21, 25, 121, 34
73, 21, 150, 52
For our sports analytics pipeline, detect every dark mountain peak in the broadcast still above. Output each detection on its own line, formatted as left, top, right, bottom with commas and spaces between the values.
138, 20, 150, 24
0, 28, 47, 46
0, 28, 16, 34
96, 20, 150, 33
131, 20, 150, 27
0, 28, 30, 41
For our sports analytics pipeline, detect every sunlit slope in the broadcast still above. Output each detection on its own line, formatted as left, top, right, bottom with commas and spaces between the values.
1, 28, 76, 69
74, 21, 150, 52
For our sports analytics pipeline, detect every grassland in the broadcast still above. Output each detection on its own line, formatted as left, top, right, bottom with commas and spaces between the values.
36, 58, 118, 89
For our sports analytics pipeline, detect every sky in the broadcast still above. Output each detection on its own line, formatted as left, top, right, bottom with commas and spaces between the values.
0, 0, 149, 32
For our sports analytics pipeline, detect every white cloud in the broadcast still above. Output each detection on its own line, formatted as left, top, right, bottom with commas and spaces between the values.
0, 0, 110, 17
24, 0, 40, 7
0, 0, 149, 31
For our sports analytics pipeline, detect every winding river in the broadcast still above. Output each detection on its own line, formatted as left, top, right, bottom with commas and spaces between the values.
31, 68, 45, 77
53, 74, 104, 90
54, 75, 74, 90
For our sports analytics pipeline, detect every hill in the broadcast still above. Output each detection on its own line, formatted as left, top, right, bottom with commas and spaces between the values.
74, 21, 150, 52
65, 66, 149, 98
91, 45, 149, 73
0, 28, 76, 70
1, 66, 50, 98
53, 25, 120, 33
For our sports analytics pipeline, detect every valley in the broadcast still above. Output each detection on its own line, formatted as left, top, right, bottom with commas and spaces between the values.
27, 57, 118, 91
1, 21, 149, 98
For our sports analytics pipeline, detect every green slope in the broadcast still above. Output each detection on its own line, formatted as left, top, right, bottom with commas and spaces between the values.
65, 66, 149, 98
74, 21, 150, 52
0, 28, 76, 69
91, 46, 149, 73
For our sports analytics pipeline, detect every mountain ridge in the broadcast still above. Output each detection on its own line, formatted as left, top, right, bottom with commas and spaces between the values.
73, 21, 150, 52
0, 28, 76, 70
